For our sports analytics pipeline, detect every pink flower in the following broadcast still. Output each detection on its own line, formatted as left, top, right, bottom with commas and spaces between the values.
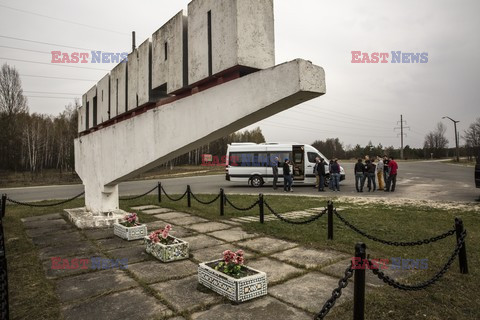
149, 231, 160, 243
161, 229, 169, 239
223, 250, 237, 264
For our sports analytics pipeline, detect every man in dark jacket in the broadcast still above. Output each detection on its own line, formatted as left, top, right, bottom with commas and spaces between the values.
317, 158, 326, 192
354, 158, 364, 192
283, 159, 292, 192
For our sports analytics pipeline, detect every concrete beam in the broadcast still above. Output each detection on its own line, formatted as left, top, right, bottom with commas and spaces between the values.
97, 74, 110, 123
110, 62, 127, 117
75, 59, 325, 213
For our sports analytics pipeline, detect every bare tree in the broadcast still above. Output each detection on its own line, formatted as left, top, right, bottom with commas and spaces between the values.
462, 117, 480, 157
0, 63, 28, 115
424, 122, 449, 158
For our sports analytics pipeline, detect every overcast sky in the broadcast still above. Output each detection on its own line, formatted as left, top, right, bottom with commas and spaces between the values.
1, 0, 479, 149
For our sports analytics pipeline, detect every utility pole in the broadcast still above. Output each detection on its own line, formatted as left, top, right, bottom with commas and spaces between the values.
394, 115, 410, 159
442, 116, 460, 162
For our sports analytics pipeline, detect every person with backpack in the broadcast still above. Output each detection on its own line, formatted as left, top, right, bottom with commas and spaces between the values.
330, 159, 341, 191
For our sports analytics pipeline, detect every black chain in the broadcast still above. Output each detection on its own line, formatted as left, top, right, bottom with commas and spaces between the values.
190, 191, 221, 205
315, 262, 354, 320
264, 201, 327, 224
119, 185, 158, 200
161, 186, 188, 202
6, 191, 85, 207
224, 195, 259, 211
368, 230, 466, 291
333, 209, 456, 246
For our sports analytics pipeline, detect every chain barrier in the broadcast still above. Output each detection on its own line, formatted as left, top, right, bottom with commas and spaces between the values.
333, 209, 456, 246
224, 195, 259, 211
6, 191, 85, 207
368, 229, 467, 291
190, 191, 221, 205
161, 186, 188, 202
264, 201, 327, 225
315, 262, 354, 320
119, 185, 158, 201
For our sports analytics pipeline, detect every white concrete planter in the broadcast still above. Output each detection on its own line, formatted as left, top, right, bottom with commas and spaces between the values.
144, 236, 189, 262
113, 223, 147, 241
198, 260, 268, 303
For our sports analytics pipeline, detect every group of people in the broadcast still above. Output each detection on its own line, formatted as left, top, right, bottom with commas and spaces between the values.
313, 157, 341, 192
354, 155, 398, 192
271, 157, 294, 192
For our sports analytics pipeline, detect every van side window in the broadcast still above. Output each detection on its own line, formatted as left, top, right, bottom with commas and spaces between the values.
307, 152, 318, 163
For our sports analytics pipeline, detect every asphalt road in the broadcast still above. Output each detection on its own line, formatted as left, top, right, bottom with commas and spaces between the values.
1, 161, 479, 203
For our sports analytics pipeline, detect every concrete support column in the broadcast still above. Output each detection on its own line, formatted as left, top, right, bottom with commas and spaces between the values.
84, 183, 119, 214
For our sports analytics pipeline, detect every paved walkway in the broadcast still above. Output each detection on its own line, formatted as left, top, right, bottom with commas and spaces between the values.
21, 205, 403, 319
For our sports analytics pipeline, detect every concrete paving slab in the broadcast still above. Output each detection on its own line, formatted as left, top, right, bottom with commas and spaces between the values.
222, 220, 242, 226
190, 296, 312, 320
145, 221, 196, 238
274, 247, 348, 269
25, 225, 74, 237
38, 240, 97, 261
97, 237, 144, 251
207, 228, 258, 242
130, 205, 160, 210
162, 216, 209, 226
182, 234, 225, 251
62, 288, 172, 320
31, 232, 84, 248
143, 208, 174, 214
247, 257, 304, 284
153, 211, 190, 220
269, 272, 353, 314
236, 237, 298, 255
187, 221, 233, 233
23, 218, 68, 229
150, 275, 222, 313
107, 244, 150, 264
191, 243, 254, 263
128, 260, 197, 284
83, 228, 114, 240
21, 213, 62, 223
55, 269, 137, 302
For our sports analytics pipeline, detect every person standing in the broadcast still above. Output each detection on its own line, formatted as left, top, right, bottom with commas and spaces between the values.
354, 158, 364, 192
330, 159, 341, 191
383, 155, 390, 190
360, 159, 370, 192
272, 156, 279, 190
368, 158, 377, 192
313, 157, 320, 189
376, 156, 384, 191
385, 156, 398, 192
328, 158, 334, 190
318, 158, 326, 192
283, 159, 293, 192
288, 160, 294, 192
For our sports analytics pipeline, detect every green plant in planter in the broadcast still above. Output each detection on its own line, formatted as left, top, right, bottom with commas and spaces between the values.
121, 213, 140, 227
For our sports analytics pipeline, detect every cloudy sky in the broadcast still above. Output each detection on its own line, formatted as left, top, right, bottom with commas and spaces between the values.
1, 0, 479, 148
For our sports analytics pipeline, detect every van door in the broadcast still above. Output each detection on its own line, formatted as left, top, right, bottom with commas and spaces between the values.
292, 145, 305, 181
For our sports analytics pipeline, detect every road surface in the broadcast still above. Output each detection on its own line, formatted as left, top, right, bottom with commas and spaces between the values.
1, 161, 479, 203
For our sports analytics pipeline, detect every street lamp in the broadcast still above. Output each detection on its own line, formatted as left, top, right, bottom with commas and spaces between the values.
442, 116, 460, 162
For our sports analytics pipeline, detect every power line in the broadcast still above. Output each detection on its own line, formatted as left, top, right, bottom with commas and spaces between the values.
0, 34, 98, 51
0, 3, 129, 36
25, 95, 79, 100
20, 74, 96, 82
0, 45, 50, 54
24, 90, 82, 95
0, 57, 110, 71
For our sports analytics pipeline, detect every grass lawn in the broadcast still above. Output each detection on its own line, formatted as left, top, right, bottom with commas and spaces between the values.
4, 194, 480, 319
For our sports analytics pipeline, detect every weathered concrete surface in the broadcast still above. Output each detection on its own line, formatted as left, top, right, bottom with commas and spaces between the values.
64, 208, 125, 229
274, 247, 348, 269
153, 211, 191, 220
190, 296, 312, 320
25, 225, 73, 237
42, 254, 106, 279
152, 10, 187, 94
190, 243, 254, 263
23, 218, 68, 229
130, 205, 159, 210
187, 0, 274, 84
107, 244, 150, 264
97, 236, 143, 251
62, 288, 172, 320
55, 269, 137, 302
20, 213, 62, 222
269, 272, 353, 314
187, 221, 232, 233
97, 73, 110, 123
207, 227, 257, 242
38, 240, 97, 261
150, 275, 222, 313
109, 61, 127, 118
142, 207, 173, 214
247, 257, 303, 284
236, 236, 298, 254
182, 234, 225, 251
82, 228, 114, 240
31, 232, 83, 248
127, 260, 197, 284
161, 216, 208, 226
75, 59, 326, 213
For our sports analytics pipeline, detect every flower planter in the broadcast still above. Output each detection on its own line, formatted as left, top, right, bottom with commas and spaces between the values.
144, 236, 189, 262
198, 260, 268, 303
113, 223, 147, 241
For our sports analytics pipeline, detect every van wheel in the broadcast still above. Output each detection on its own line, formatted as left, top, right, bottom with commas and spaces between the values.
250, 176, 264, 188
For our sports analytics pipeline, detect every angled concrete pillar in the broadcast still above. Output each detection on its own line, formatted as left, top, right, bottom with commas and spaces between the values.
75, 59, 326, 213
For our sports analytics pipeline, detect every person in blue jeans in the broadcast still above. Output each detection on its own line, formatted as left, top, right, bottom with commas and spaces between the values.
330, 159, 341, 191
354, 158, 364, 192
282, 159, 293, 191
